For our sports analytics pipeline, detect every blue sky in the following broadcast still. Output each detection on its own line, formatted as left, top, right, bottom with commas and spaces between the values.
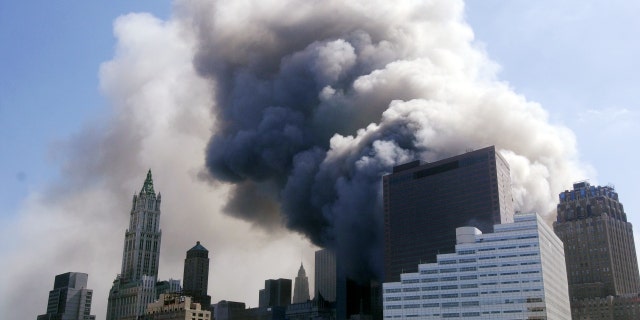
0, 1, 171, 217
1, 1, 640, 319
465, 1, 640, 207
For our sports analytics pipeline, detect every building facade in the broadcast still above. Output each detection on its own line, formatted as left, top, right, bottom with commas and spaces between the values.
292, 263, 310, 303
37, 272, 96, 320
554, 182, 640, 319
183, 241, 211, 310
286, 295, 335, 320
383, 146, 514, 283
259, 279, 292, 308
107, 170, 164, 320
143, 293, 211, 320
315, 249, 336, 302
213, 301, 246, 320
570, 294, 640, 319
383, 213, 571, 319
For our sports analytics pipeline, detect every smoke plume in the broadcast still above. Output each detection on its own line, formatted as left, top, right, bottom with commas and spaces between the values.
1, 1, 590, 318
192, 0, 585, 280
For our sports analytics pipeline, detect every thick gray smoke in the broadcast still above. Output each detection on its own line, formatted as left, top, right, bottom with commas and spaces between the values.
190, 0, 585, 281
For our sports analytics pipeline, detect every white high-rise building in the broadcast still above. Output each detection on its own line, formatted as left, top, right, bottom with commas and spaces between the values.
383, 213, 571, 319
293, 263, 311, 303
107, 170, 164, 320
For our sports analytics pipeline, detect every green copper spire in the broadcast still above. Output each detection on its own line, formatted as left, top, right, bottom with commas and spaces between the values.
140, 169, 155, 196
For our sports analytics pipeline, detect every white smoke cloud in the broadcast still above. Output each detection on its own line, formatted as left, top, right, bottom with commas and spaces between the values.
0, 10, 316, 319
1, 0, 590, 319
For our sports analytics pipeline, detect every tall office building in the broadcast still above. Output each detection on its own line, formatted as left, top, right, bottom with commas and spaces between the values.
183, 241, 211, 310
107, 170, 164, 320
383, 213, 571, 319
259, 278, 292, 308
383, 146, 514, 282
554, 182, 640, 318
37, 272, 96, 320
314, 249, 336, 302
292, 263, 310, 303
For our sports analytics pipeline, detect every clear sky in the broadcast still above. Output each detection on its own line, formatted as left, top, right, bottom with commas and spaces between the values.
1, 1, 639, 319
0, 0, 171, 218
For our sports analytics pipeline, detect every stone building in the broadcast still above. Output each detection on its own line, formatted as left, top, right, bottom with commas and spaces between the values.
183, 241, 211, 310
554, 181, 640, 319
143, 293, 211, 320
292, 263, 310, 303
106, 170, 166, 320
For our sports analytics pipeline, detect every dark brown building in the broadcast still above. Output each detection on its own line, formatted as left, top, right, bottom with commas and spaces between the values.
382, 146, 514, 282
183, 241, 211, 310
554, 182, 640, 319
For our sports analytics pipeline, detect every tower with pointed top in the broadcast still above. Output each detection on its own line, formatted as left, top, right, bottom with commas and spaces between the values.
183, 241, 211, 310
107, 170, 165, 320
293, 263, 310, 303
121, 170, 162, 282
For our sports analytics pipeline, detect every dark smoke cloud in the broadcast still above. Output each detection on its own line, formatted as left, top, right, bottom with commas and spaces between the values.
190, 0, 585, 280
1, 1, 592, 318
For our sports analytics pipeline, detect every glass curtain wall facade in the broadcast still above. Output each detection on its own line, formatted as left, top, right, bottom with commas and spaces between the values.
383, 146, 514, 283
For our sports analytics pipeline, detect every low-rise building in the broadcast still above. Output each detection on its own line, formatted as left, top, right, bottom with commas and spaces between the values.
143, 293, 211, 320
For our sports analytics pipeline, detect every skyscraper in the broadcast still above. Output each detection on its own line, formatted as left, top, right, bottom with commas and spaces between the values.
37, 272, 96, 320
554, 182, 640, 318
314, 249, 336, 302
383, 146, 514, 282
259, 279, 292, 308
183, 241, 211, 310
107, 170, 164, 320
292, 263, 310, 303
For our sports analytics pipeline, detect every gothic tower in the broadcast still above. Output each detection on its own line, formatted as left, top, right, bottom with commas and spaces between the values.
121, 169, 162, 282
107, 170, 163, 320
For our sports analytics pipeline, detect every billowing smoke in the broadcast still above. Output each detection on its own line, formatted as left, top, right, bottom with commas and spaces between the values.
191, 0, 586, 281
1, 1, 590, 318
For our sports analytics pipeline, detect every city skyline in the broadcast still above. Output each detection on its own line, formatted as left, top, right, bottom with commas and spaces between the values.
2, 1, 640, 319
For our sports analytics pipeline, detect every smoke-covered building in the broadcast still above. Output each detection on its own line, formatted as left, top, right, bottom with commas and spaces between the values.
292, 263, 310, 303
315, 249, 336, 302
106, 170, 165, 320
314, 249, 373, 319
383, 145, 514, 283
554, 182, 640, 318
383, 213, 571, 319
286, 294, 335, 320
37, 272, 96, 320
183, 241, 211, 310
